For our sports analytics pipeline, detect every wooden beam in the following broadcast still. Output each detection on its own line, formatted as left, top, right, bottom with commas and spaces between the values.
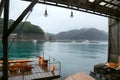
22, 0, 120, 18
67, 0, 120, 17
45, 0, 120, 18
104, 0, 120, 8
77, 2, 120, 17
92, 0, 104, 5
117, 20, 120, 63
0, 0, 5, 17
90, 0, 104, 8
7, 0, 38, 37
2, 0, 9, 80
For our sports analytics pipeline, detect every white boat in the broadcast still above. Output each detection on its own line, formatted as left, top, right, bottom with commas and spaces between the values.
33, 40, 37, 43
82, 40, 89, 43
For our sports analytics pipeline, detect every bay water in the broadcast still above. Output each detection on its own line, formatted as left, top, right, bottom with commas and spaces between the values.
0, 41, 108, 78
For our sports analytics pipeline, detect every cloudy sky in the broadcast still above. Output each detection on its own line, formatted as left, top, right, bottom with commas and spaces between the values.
6, 0, 108, 34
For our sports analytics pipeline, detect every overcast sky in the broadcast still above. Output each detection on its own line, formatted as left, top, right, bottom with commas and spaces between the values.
6, 0, 108, 34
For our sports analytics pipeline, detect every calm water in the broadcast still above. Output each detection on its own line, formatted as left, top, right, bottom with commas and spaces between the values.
0, 41, 108, 78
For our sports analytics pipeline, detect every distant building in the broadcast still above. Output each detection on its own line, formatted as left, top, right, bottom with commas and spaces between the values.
0, 34, 18, 41
9, 34, 17, 39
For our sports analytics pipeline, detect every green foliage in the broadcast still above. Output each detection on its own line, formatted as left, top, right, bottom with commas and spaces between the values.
46, 28, 108, 41
0, 18, 44, 35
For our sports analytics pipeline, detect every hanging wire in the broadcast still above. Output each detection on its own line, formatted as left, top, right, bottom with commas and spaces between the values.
8, 11, 32, 50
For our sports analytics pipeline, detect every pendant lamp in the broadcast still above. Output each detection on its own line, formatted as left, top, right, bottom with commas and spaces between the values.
70, 10, 73, 18
44, 5, 48, 17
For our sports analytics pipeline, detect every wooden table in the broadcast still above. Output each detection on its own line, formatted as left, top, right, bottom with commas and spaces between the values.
0, 59, 33, 64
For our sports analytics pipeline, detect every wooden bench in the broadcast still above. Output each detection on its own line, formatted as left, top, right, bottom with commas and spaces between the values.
65, 72, 95, 80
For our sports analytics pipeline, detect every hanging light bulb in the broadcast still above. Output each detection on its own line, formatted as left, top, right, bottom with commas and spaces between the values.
89, 0, 95, 2
44, 9, 48, 17
70, 10, 73, 18
44, 4, 48, 17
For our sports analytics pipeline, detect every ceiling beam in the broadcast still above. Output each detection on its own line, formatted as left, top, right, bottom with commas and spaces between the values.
104, 0, 120, 8
46, 0, 120, 18
87, 0, 104, 7
77, 1, 120, 18
22, 0, 120, 18
47, 0, 120, 18
93, 0, 104, 4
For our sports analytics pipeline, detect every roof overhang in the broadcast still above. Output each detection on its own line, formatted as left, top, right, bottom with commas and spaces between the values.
21, 0, 120, 19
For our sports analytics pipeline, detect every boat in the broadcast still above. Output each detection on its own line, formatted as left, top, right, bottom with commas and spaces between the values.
89, 41, 99, 43
82, 40, 89, 43
33, 40, 37, 43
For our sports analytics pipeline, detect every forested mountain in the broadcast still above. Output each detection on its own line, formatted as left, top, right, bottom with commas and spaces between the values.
45, 28, 108, 41
0, 18, 44, 40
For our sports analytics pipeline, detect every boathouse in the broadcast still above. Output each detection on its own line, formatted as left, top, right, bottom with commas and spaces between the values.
1, 0, 120, 80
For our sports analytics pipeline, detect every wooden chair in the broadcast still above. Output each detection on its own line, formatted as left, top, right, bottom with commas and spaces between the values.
20, 62, 32, 72
20, 62, 27, 66
23, 65, 32, 72
38, 56, 42, 65
9, 65, 19, 73
0, 64, 2, 70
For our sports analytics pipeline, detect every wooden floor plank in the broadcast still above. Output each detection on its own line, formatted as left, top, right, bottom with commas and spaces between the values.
25, 75, 31, 80
65, 72, 95, 80
8, 61, 60, 80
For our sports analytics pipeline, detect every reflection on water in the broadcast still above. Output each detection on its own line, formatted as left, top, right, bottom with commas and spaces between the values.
0, 41, 108, 78
0, 41, 44, 59
43, 42, 108, 78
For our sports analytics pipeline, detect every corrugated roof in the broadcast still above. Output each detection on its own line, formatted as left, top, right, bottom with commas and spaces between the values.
22, 0, 120, 19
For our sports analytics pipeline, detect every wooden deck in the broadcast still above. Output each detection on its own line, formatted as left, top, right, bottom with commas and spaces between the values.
0, 60, 60, 80
7, 64, 60, 80
65, 72, 95, 80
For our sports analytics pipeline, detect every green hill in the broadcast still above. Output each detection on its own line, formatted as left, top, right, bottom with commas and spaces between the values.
45, 28, 108, 41
0, 18, 44, 40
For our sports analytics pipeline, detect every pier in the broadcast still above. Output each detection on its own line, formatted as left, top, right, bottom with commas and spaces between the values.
8, 64, 60, 80
1, 0, 120, 79
0, 56, 61, 80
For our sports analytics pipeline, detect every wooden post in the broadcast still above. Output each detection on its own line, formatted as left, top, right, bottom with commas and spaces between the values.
59, 62, 61, 76
43, 51, 44, 59
0, 0, 5, 17
49, 56, 50, 71
2, 0, 38, 80
108, 19, 110, 62
117, 19, 120, 64
2, 0, 9, 80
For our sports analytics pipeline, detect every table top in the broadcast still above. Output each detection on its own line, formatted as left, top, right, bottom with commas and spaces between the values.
0, 59, 33, 64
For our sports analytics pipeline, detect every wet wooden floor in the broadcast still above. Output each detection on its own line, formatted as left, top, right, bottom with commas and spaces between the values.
65, 72, 95, 80
7, 65, 60, 80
